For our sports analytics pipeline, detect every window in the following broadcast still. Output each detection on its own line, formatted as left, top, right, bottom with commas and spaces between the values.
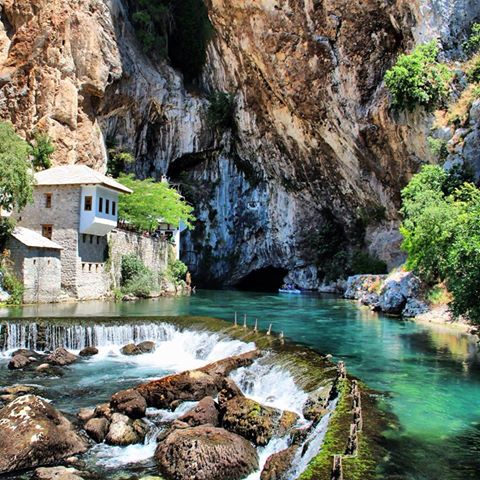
90, 235, 93, 244
45, 193, 52, 208
105, 199, 110, 215
96, 236, 100, 245
84, 196, 92, 211
98, 197, 103, 213
82, 234, 86, 243
112, 201, 116, 216
42, 225, 53, 240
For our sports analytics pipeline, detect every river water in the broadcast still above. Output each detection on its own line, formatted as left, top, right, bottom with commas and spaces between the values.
1, 290, 480, 479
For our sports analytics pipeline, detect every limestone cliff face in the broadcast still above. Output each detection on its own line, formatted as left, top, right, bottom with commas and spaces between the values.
0, 0, 479, 288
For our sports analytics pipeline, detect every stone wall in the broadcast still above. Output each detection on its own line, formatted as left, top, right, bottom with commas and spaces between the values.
7, 238, 62, 304
107, 229, 170, 288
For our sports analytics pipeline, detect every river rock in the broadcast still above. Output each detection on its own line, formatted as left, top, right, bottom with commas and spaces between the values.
402, 298, 429, 318
178, 396, 220, 427
217, 378, 244, 409
94, 403, 113, 420
379, 271, 422, 315
45, 348, 78, 366
105, 413, 148, 446
8, 354, 32, 369
79, 347, 98, 357
221, 396, 281, 446
110, 388, 147, 419
34, 466, 85, 480
0, 395, 89, 474
11, 349, 43, 359
260, 445, 298, 480
303, 385, 332, 424
137, 341, 156, 353
155, 425, 259, 480
77, 407, 95, 423
120, 343, 141, 355
84, 417, 110, 443
137, 350, 261, 409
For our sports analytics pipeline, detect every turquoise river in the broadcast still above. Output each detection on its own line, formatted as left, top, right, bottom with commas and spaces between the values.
1, 290, 480, 480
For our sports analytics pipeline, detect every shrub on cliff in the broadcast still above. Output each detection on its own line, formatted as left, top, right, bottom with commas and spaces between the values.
167, 259, 188, 284
30, 132, 54, 171
464, 23, 480, 56
400, 165, 480, 322
385, 41, 453, 111
0, 122, 34, 213
207, 92, 235, 131
118, 174, 195, 232
121, 254, 156, 297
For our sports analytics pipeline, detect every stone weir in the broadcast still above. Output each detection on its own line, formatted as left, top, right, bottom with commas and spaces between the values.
0, 316, 390, 480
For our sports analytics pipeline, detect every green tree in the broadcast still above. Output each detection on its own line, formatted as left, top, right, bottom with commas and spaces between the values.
384, 41, 453, 111
0, 122, 34, 212
400, 165, 480, 323
30, 131, 55, 171
207, 92, 235, 131
118, 174, 195, 232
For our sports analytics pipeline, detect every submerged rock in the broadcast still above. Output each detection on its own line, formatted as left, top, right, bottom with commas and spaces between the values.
0, 395, 89, 474
11, 349, 42, 359
303, 384, 332, 424
79, 347, 99, 357
35, 363, 65, 376
46, 348, 77, 366
155, 425, 259, 480
221, 396, 282, 446
34, 466, 85, 480
105, 413, 148, 446
137, 350, 260, 409
77, 407, 95, 423
110, 388, 147, 419
0, 384, 38, 403
260, 445, 298, 480
178, 396, 220, 427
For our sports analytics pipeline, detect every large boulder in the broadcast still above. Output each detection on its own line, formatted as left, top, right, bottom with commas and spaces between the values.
105, 413, 148, 446
34, 466, 85, 480
84, 417, 110, 443
221, 396, 281, 446
11, 349, 43, 360
120, 343, 142, 355
45, 348, 77, 366
110, 388, 147, 419
217, 378, 244, 409
155, 425, 259, 480
0, 395, 89, 474
178, 396, 220, 427
136, 350, 261, 409
8, 354, 32, 370
260, 446, 298, 480
137, 341, 156, 353
379, 271, 422, 315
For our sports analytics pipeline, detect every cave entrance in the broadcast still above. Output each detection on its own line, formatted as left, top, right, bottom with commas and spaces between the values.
235, 267, 288, 292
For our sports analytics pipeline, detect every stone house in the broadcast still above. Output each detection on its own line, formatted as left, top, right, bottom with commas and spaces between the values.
7, 227, 63, 304
11, 165, 132, 302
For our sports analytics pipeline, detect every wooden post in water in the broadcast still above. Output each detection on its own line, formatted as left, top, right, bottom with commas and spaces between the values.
254, 318, 258, 332
331, 455, 343, 480
243, 314, 247, 329
337, 361, 347, 379
346, 423, 358, 456
267, 324, 272, 335
234, 312, 238, 327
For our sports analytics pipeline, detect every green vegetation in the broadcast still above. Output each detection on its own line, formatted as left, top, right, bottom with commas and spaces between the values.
120, 253, 156, 297
207, 92, 235, 131
0, 122, 34, 213
400, 165, 480, 322
107, 146, 135, 178
427, 136, 449, 162
384, 41, 453, 111
167, 259, 188, 283
463, 22, 480, 55
131, 0, 213, 81
426, 284, 451, 305
118, 174, 195, 232
467, 55, 480, 83
0, 253, 24, 305
30, 131, 54, 171
351, 251, 387, 275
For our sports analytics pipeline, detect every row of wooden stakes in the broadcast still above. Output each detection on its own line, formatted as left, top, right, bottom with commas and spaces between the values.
232, 312, 284, 341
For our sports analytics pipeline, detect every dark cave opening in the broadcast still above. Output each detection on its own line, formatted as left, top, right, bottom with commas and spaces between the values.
235, 267, 288, 292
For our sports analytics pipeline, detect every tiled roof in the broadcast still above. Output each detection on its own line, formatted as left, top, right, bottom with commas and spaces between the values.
35, 165, 133, 194
11, 227, 63, 250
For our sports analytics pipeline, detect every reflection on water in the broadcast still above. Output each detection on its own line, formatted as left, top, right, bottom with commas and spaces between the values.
1, 290, 480, 479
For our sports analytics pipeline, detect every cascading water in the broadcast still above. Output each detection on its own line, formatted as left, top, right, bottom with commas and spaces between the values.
0, 320, 337, 479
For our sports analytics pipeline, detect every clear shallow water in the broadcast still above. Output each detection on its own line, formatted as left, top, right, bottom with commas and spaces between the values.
2, 290, 480, 479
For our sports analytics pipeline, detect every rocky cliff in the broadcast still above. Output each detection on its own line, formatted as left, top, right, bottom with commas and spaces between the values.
0, 0, 479, 288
